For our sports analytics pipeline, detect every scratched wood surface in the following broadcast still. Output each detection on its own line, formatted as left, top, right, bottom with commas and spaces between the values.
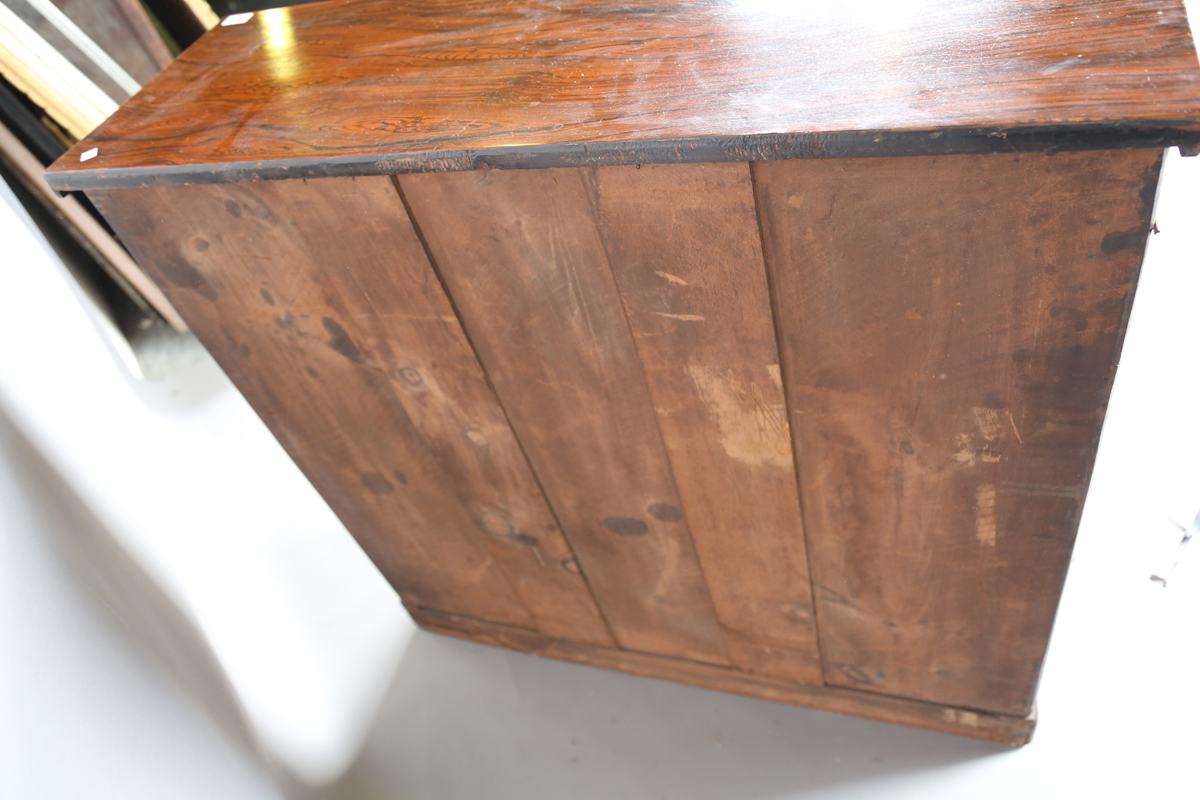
89, 177, 616, 644
47, 0, 1200, 190
586, 162, 821, 683
754, 149, 1162, 716
399, 168, 733, 665
81, 146, 1163, 738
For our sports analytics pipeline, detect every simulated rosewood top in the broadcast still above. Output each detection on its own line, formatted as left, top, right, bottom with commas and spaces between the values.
47, 0, 1200, 190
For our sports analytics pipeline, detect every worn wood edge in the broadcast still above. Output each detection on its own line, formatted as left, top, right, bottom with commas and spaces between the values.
408, 606, 1037, 746
45, 121, 1200, 191
1002, 150, 1165, 714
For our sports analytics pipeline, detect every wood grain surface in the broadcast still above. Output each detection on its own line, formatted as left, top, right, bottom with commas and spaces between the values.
754, 148, 1161, 716
587, 162, 821, 684
399, 167, 732, 665
90, 176, 616, 644
408, 606, 1036, 746
47, 0, 1200, 190
80, 143, 1162, 738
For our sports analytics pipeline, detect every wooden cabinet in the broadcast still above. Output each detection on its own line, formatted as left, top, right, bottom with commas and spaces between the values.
47, 0, 1200, 745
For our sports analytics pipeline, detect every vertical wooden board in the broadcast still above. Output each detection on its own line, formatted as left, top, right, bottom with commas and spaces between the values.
587, 162, 822, 684
90, 177, 613, 644
238, 176, 612, 646
755, 150, 1161, 715
399, 168, 731, 665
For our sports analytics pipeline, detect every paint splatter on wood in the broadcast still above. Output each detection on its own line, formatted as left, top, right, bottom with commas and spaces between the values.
975, 483, 997, 547
687, 364, 792, 470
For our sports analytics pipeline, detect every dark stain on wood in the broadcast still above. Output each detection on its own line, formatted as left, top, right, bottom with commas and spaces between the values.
603, 517, 649, 536
1101, 229, 1150, 253
321, 317, 364, 363
648, 504, 683, 523
361, 472, 394, 495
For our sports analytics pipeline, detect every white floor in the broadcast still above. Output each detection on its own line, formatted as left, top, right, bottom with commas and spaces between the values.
2, 146, 1198, 800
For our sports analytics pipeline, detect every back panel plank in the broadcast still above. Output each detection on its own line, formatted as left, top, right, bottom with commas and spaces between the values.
587, 162, 822, 683
400, 168, 731, 664
92, 177, 614, 644
755, 150, 1161, 715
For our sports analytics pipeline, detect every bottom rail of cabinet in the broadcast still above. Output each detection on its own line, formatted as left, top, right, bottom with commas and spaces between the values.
408, 606, 1036, 746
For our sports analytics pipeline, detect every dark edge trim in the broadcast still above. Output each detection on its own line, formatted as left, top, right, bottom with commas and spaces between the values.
46, 121, 1200, 191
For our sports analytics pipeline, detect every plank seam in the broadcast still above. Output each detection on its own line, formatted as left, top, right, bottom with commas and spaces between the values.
388, 172, 622, 649
579, 164, 736, 666
747, 159, 832, 688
